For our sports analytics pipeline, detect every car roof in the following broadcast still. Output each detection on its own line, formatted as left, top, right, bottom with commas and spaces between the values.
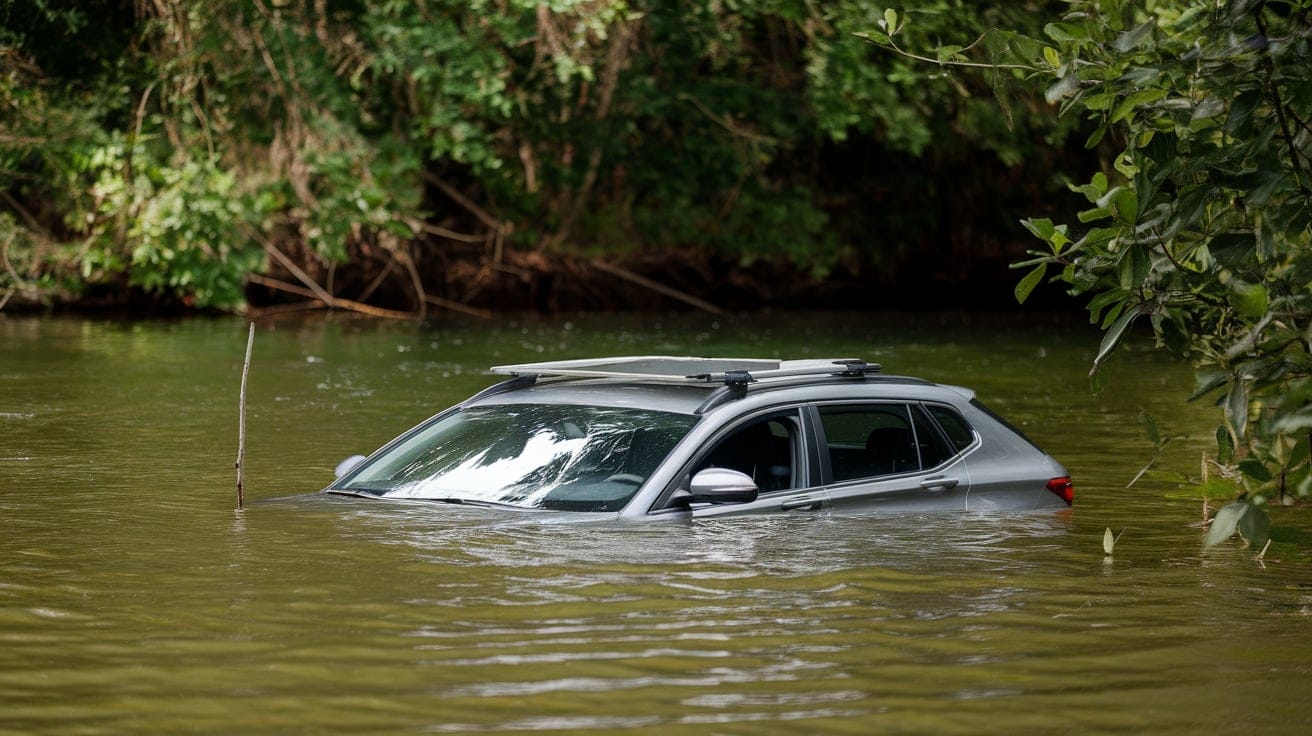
467, 356, 973, 415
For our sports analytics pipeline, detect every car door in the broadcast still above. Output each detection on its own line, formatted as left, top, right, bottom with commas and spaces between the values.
814, 402, 971, 513
685, 409, 831, 518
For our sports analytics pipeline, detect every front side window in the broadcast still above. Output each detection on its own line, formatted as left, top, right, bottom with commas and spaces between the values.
336, 405, 697, 511
694, 413, 801, 493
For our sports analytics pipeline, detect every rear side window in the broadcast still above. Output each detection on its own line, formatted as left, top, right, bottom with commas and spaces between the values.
820, 404, 918, 482
820, 404, 966, 483
925, 404, 976, 452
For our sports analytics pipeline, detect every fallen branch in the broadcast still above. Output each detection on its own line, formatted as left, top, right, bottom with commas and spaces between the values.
246, 273, 418, 320
0, 189, 44, 232
424, 294, 493, 320
355, 258, 396, 303
243, 226, 336, 305
401, 215, 486, 244
423, 173, 513, 239
1, 230, 28, 289
388, 245, 428, 320
589, 259, 726, 316
245, 301, 329, 319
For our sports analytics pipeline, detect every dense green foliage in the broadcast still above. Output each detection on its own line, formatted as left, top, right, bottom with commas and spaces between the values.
870, 0, 1312, 541
1, 0, 1074, 311
1026, 0, 1312, 536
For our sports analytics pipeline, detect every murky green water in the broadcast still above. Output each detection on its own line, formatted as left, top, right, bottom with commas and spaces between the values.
3, 313, 1311, 734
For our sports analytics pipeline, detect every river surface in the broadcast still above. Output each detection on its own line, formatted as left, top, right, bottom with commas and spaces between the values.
3, 312, 1311, 734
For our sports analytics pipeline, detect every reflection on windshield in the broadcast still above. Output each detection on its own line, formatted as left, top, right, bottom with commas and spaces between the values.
337, 405, 697, 511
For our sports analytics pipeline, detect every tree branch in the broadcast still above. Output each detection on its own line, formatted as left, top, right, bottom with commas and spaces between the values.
589, 259, 726, 316
857, 31, 1043, 72
243, 226, 336, 305
245, 273, 417, 320
1254, 8, 1311, 196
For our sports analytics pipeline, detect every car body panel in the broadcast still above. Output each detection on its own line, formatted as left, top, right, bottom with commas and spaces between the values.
823, 453, 973, 514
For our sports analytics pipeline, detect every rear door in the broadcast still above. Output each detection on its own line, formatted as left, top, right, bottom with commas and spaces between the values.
814, 402, 971, 513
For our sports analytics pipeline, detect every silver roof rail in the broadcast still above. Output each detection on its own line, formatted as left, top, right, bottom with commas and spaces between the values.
490, 356, 882, 387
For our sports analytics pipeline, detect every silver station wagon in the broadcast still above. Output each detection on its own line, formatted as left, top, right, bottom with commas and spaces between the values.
326, 356, 1074, 518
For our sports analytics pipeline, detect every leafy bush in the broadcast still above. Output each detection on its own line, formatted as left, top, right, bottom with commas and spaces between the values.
867, 0, 1312, 538
2, 1, 1071, 311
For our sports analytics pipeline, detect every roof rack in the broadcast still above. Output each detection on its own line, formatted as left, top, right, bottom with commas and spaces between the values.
489, 356, 882, 388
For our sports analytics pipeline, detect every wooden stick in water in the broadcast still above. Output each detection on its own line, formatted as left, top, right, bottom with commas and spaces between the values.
236, 322, 255, 509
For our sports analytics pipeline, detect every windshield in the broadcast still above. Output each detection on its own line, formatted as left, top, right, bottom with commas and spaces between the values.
335, 404, 698, 511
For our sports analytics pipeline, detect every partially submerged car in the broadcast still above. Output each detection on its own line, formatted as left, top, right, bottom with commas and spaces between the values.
326, 356, 1074, 518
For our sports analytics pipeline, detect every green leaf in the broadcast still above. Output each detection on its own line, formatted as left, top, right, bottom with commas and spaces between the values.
1111, 88, 1168, 124
1113, 152, 1140, 178
1044, 22, 1086, 42
935, 44, 965, 62
883, 8, 899, 34
1087, 288, 1127, 326
1080, 91, 1116, 111
1273, 410, 1312, 435
1111, 188, 1139, 224
1043, 46, 1061, 68
1238, 504, 1271, 547
1085, 121, 1108, 148
1099, 300, 1125, 330
1226, 380, 1249, 440
1216, 425, 1235, 465
1044, 22, 1087, 43
1238, 458, 1272, 483
1288, 430, 1310, 467
1015, 264, 1047, 304
1140, 410, 1162, 446
857, 30, 891, 46
1077, 206, 1110, 223
1229, 281, 1269, 320
1091, 304, 1142, 377
1118, 244, 1149, 290
1103, 527, 1115, 555
1046, 74, 1080, 104
1204, 501, 1247, 547
1021, 217, 1055, 241
1113, 20, 1157, 52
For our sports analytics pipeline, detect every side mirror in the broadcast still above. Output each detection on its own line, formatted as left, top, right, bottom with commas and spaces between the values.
687, 467, 758, 504
334, 454, 367, 479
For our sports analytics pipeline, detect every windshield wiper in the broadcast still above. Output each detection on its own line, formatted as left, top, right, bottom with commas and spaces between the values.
324, 487, 387, 498
324, 489, 526, 510
422, 496, 523, 510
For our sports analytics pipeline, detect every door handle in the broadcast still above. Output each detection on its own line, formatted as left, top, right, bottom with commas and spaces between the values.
780, 496, 823, 511
920, 476, 959, 492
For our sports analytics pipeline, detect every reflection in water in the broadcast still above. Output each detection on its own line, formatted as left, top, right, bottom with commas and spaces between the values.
3, 315, 1312, 734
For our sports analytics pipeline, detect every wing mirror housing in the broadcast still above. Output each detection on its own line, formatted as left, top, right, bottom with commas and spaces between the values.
681, 467, 759, 505
334, 454, 367, 480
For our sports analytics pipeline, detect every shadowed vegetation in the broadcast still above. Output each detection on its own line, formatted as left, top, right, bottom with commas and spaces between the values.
1, 0, 1084, 314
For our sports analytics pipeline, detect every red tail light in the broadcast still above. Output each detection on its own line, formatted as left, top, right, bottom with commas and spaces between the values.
1046, 476, 1074, 505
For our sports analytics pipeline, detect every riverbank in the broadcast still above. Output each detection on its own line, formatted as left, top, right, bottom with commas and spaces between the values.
2, 242, 1077, 319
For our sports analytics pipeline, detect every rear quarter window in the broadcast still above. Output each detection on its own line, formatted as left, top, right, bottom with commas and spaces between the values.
924, 404, 976, 452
